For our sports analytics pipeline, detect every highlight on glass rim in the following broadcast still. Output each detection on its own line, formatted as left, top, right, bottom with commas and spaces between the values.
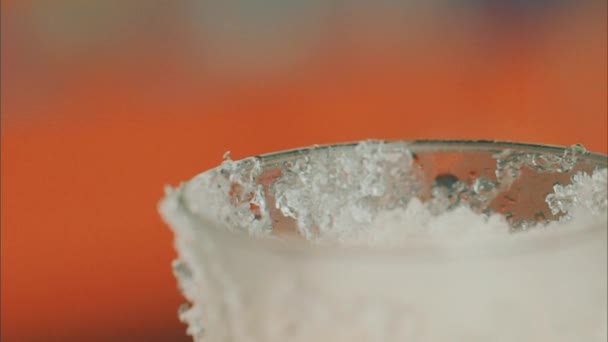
159, 140, 608, 342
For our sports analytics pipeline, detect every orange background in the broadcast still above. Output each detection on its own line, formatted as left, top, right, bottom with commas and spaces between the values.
2, 1, 607, 341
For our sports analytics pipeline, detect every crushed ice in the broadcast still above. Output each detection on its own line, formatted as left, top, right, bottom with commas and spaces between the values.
177, 141, 606, 244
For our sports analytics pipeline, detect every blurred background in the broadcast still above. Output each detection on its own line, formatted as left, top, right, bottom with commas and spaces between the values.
1, 1, 606, 341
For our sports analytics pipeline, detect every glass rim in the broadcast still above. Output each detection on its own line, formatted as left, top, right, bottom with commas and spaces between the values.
168, 139, 608, 261
253, 139, 607, 165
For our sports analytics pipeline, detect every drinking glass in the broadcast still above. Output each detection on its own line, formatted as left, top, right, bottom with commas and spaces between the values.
160, 140, 607, 342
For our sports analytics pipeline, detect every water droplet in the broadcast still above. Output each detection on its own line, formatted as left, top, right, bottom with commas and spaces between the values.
472, 177, 497, 194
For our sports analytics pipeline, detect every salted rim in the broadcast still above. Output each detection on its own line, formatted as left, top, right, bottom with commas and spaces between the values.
162, 139, 608, 262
